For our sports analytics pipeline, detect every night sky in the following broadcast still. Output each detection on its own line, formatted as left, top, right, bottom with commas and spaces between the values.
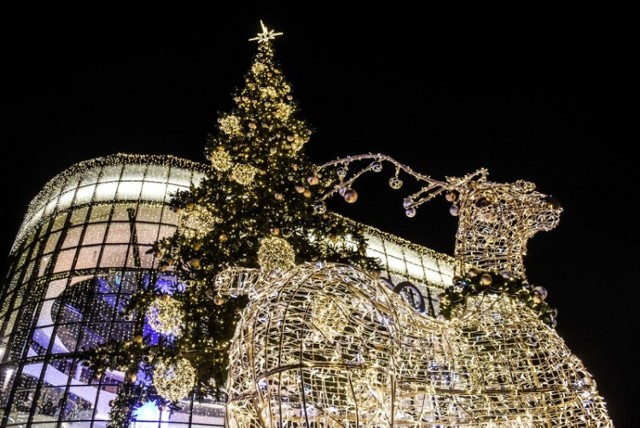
1, 3, 632, 425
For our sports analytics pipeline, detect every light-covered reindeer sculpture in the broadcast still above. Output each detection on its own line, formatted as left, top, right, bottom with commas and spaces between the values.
216, 155, 612, 427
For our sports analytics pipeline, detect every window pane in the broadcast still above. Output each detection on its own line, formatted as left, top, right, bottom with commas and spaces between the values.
82, 224, 107, 246
75, 246, 101, 270
53, 249, 76, 273
62, 226, 82, 249
105, 223, 131, 244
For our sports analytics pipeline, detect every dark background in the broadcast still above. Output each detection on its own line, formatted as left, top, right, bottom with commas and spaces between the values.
1, 3, 632, 425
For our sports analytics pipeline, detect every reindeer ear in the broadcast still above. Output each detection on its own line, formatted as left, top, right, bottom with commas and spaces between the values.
544, 195, 562, 210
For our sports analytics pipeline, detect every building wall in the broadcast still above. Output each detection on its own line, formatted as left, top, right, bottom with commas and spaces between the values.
0, 154, 453, 427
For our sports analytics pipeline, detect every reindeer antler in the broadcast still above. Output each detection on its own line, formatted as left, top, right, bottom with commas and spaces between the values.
315, 154, 562, 281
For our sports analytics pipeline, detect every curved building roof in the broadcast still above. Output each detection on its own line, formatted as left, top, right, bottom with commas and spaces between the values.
13, 153, 211, 254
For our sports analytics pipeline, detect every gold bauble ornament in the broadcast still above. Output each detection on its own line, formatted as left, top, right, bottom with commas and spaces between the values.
270, 227, 280, 235
126, 371, 137, 383
133, 335, 143, 344
303, 189, 312, 198
438, 293, 450, 305
295, 186, 305, 193
190, 258, 201, 269
445, 191, 458, 202
214, 296, 226, 306
343, 188, 358, 203
257, 236, 296, 272
479, 273, 493, 286
219, 234, 228, 242
307, 175, 319, 186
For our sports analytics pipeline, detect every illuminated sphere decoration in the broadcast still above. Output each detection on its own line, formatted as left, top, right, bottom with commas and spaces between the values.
146, 295, 185, 337
209, 148, 233, 171
231, 163, 258, 185
257, 236, 296, 272
218, 114, 243, 136
178, 205, 215, 239
153, 357, 196, 402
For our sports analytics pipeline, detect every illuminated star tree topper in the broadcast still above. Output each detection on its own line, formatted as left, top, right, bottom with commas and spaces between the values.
249, 20, 283, 44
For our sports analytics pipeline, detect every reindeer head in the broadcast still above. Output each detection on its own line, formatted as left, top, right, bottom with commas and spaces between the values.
449, 173, 562, 279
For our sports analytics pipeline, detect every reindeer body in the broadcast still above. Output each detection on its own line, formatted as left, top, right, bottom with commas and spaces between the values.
220, 263, 610, 427
217, 169, 610, 427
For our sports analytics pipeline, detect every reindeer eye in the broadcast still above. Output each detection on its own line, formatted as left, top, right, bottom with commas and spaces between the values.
475, 197, 492, 208
544, 195, 562, 210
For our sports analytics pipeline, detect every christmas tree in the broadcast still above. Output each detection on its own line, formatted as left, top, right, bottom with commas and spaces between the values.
84, 21, 381, 426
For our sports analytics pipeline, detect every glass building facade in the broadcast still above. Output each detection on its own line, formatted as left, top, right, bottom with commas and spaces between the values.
0, 154, 453, 427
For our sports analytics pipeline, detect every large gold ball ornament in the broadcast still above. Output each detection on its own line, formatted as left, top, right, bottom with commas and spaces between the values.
209, 150, 233, 172
190, 258, 201, 269
214, 295, 226, 306
307, 175, 319, 185
274, 192, 284, 200
133, 334, 143, 344
231, 163, 257, 186
153, 357, 196, 402
219, 234, 228, 242
343, 188, 358, 203
257, 236, 296, 272
479, 273, 493, 286
295, 186, 305, 193
303, 189, 312, 198
146, 296, 184, 336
